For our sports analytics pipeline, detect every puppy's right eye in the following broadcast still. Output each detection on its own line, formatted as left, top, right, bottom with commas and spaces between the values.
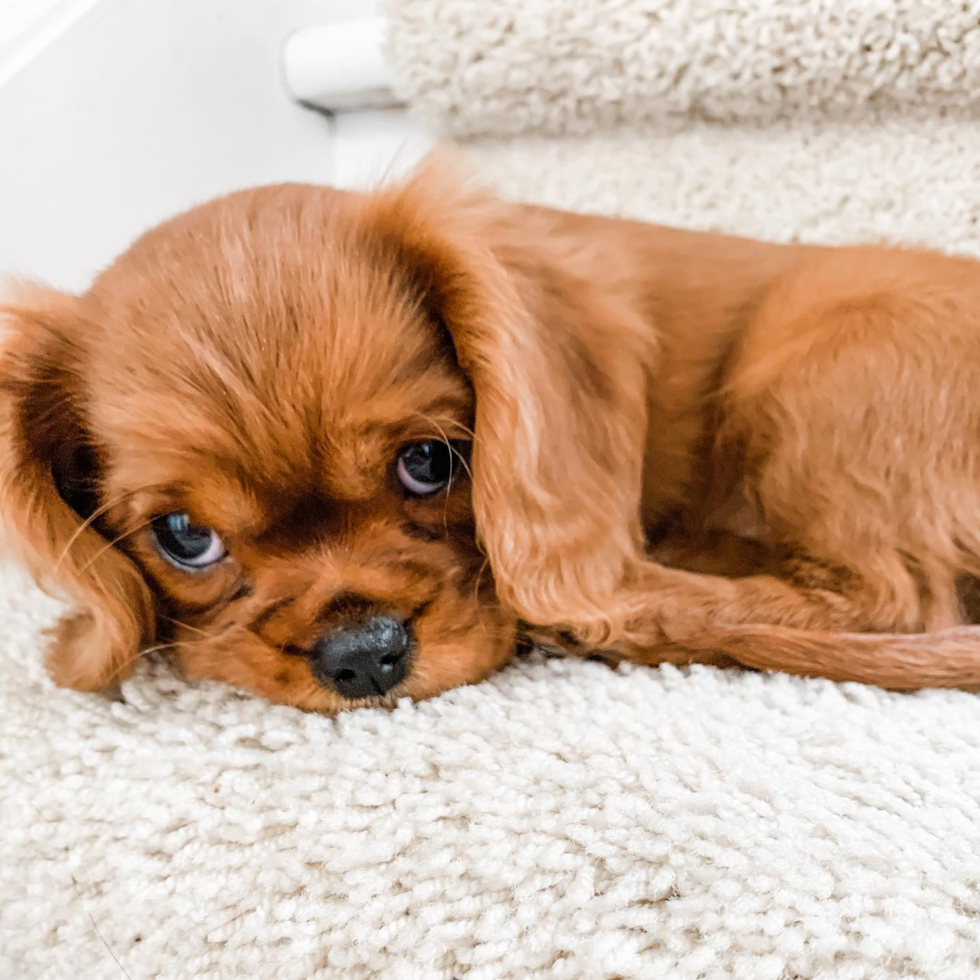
152, 513, 226, 569
396, 440, 455, 496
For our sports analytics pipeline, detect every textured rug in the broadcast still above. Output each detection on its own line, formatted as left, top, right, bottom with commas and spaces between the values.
5, 2, 980, 978
3, 556, 980, 980
386, 0, 980, 138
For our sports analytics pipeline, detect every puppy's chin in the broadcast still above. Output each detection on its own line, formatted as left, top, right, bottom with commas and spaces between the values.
172, 600, 517, 713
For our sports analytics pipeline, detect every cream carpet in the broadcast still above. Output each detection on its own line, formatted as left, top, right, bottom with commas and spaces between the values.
5, 2, 980, 978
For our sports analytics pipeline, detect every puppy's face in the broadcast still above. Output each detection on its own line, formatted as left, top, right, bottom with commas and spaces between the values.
0, 164, 650, 710
67, 186, 515, 710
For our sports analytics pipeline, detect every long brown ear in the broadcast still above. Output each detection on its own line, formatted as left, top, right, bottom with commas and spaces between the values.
0, 286, 154, 691
361, 160, 652, 639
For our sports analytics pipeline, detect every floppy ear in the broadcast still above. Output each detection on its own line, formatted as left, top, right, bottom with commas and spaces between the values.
361, 161, 653, 640
0, 287, 154, 691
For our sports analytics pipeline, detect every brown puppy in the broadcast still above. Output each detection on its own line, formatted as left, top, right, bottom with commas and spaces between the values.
4, 158, 980, 712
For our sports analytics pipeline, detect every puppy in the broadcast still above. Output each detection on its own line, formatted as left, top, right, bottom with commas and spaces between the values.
5, 158, 980, 713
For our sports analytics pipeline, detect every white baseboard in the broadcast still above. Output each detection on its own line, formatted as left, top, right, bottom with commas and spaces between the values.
283, 16, 399, 111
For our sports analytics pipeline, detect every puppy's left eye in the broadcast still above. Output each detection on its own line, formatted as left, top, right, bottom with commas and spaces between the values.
152, 513, 226, 569
397, 440, 454, 496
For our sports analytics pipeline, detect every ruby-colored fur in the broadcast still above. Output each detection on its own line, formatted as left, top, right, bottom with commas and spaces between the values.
5, 157, 980, 710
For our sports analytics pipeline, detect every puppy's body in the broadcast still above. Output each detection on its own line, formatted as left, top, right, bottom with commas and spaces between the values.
510, 206, 801, 531
5, 160, 980, 710
492, 207, 980, 682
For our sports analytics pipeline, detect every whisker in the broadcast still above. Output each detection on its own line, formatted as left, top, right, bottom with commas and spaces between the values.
75, 519, 155, 576
53, 488, 144, 573
414, 413, 475, 483
100, 640, 184, 679
414, 414, 475, 535
425, 414, 478, 444
161, 616, 214, 639
173, 621, 249, 648
472, 558, 497, 635
135, 641, 181, 658
119, 620, 252, 675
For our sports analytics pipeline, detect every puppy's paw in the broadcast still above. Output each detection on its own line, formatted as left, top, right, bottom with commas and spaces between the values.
520, 625, 624, 666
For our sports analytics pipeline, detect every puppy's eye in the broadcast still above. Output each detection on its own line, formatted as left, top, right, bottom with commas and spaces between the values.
152, 513, 226, 569
396, 440, 454, 496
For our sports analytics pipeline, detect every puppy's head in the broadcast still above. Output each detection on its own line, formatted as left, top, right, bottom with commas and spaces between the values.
0, 162, 648, 710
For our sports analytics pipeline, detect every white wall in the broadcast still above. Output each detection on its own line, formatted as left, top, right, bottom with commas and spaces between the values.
0, 0, 71, 49
0, 0, 367, 291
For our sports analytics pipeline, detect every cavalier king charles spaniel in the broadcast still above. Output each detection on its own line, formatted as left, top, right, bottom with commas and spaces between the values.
4, 157, 980, 711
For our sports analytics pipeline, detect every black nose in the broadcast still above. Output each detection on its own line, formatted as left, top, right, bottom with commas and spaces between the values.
311, 616, 411, 699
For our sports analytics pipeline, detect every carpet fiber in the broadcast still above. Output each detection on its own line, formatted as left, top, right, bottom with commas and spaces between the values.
3, 558, 980, 980
5, 2, 980, 978
386, 0, 980, 138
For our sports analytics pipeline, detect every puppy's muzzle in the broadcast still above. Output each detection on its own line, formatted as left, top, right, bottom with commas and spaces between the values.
310, 615, 412, 698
